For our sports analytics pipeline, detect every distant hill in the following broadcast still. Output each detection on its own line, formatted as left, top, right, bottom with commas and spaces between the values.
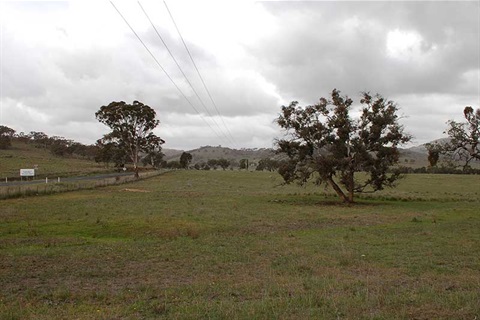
164, 145, 278, 165
398, 138, 479, 168
163, 138, 479, 169
164, 144, 431, 168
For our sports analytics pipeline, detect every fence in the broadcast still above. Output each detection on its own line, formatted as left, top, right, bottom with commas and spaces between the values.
0, 170, 168, 200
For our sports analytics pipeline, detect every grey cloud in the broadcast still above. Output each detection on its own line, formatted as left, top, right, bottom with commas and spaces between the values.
2, 1, 477, 150
251, 1, 479, 102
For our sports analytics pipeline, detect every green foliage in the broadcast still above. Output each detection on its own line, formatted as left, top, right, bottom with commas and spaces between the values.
256, 158, 281, 171
179, 152, 193, 169
0, 125, 15, 149
239, 158, 249, 170
276, 89, 411, 203
216, 158, 230, 170
426, 142, 442, 167
430, 106, 480, 171
95, 101, 165, 176
142, 150, 164, 169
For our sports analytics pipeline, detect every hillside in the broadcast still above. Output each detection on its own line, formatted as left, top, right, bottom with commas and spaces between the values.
164, 144, 429, 167
164, 145, 278, 165
0, 140, 110, 179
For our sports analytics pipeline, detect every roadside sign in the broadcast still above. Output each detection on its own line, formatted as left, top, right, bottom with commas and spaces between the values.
20, 169, 35, 177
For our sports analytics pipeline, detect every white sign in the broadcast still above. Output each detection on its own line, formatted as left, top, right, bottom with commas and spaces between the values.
20, 169, 35, 177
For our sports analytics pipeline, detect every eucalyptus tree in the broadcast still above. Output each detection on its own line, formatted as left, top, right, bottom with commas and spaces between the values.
96, 100, 164, 177
427, 107, 479, 171
276, 89, 411, 203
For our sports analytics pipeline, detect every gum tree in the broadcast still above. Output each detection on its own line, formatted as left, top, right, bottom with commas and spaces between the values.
276, 89, 411, 203
96, 100, 164, 177
0, 125, 15, 149
428, 107, 479, 171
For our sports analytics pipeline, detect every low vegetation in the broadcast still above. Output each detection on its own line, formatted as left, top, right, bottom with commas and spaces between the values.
0, 140, 109, 180
1, 171, 478, 319
0, 171, 166, 200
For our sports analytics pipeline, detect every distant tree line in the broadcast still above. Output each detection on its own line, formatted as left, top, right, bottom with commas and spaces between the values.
392, 166, 480, 175
0, 126, 98, 159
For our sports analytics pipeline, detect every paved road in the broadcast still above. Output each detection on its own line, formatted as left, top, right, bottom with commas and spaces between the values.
0, 172, 135, 187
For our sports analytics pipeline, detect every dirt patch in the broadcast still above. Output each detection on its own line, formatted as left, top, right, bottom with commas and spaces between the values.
123, 188, 150, 193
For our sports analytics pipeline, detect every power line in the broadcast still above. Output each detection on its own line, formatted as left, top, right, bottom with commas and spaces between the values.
137, 1, 233, 145
163, 1, 238, 147
109, 1, 226, 142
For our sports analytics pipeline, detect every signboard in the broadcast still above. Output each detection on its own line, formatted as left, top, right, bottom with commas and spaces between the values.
20, 169, 35, 177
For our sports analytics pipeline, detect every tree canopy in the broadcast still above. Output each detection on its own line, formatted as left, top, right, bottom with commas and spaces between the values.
427, 106, 479, 171
179, 152, 193, 169
276, 89, 411, 203
95, 100, 164, 177
0, 125, 15, 149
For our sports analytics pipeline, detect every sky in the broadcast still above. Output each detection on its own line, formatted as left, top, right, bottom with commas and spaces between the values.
0, 0, 479, 150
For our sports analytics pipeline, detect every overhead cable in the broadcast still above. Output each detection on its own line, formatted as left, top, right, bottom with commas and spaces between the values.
110, 1, 226, 142
163, 1, 238, 147
138, 1, 233, 145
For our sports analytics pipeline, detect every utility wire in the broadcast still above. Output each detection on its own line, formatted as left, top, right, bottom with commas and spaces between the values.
110, 1, 225, 142
137, 1, 232, 145
163, 1, 238, 147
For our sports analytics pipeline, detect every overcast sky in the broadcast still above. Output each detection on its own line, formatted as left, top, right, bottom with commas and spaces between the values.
1, 1, 479, 150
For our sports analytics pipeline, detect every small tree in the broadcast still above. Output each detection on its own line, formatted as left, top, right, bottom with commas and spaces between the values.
95, 138, 127, 168
239, 159, 249, 170
142, 149, 164, 169
28, 131, 49, 149
429, 107, 479, 171
256, 158, 280, 172
207, 159, 218, 170
276, 89, 411, 203
0, 125, 15, 149
217, 158, 231, 170
179, 152, 193, 169
95, 100, 164, 177
425, 143, 442, 167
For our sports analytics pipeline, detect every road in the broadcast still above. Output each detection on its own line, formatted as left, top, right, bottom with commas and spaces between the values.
0, 172, 135, 187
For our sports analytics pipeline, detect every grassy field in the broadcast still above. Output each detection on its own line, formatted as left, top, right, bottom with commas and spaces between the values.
0, 171, 479, 319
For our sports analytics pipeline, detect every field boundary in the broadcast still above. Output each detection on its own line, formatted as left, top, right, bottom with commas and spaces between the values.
0, 170, 170, 200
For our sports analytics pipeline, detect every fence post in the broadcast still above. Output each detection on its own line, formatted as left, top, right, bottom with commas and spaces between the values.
46, 177, 48, 184
58, 177, 60, 183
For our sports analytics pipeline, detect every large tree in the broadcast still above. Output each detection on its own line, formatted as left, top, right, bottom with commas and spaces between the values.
427, 106, 479, 171
276, 89, 411, 203
95, 100, 164, 177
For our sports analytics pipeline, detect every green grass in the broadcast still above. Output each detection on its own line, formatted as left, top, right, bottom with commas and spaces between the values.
0, 170, 167, 200
0, 171, 479, 319
0, 141, 109, 178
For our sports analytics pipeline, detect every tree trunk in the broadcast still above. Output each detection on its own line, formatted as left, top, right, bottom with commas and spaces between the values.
327, 177, 350, 203
134, 167, 139, 179
347, 168, 355, 203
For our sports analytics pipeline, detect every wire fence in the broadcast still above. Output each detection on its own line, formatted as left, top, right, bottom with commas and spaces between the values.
0, 170, 168, 200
